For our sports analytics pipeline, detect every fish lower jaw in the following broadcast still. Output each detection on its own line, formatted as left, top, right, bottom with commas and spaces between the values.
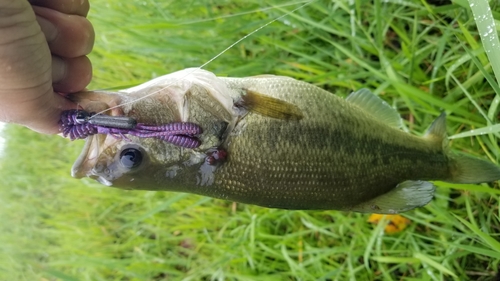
90, 175, 113, 186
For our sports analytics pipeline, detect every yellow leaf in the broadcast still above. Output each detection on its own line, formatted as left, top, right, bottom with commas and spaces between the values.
368, 214, 411, 234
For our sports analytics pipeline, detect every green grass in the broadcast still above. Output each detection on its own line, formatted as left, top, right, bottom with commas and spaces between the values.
1, 0, 500, 280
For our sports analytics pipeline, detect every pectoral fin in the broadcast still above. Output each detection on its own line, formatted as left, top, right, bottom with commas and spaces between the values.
348, 180, 436, 214
238, 90, 303, 120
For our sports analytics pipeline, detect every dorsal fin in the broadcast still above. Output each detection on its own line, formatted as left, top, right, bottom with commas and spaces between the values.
346, 88, 402, 128
239, 90, 303, 120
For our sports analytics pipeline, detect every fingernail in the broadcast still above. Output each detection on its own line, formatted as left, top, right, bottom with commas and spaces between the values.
36, 16, 58, 42
52, 56, 67, 83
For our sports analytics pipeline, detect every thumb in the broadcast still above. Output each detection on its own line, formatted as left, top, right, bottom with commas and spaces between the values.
0, 0, 74, 134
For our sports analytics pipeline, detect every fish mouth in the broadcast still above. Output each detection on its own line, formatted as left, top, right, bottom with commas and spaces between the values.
71, 133, 124, 181
69, 91, 124, 180
71, 134, 107, 179
90, 174, 113, 186
68, 90, 124, 115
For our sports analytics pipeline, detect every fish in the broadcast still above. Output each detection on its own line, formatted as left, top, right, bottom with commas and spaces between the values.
69, 68, 500, 214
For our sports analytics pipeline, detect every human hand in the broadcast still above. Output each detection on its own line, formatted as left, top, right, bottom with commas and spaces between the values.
0, 0, 94, 134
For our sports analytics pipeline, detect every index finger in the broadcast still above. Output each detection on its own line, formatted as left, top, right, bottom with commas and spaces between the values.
28, 0, 90, 17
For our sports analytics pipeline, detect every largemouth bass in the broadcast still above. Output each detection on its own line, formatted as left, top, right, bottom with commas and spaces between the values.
70, 68, 500, 213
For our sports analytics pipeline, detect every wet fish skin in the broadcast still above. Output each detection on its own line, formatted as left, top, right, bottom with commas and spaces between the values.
70, 68, 500, 213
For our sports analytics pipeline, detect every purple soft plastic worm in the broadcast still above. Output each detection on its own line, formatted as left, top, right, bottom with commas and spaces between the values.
59, 110, 203, 148
60, 110, 98, 140
159, 135, 201, 148
136, 122, 202, 134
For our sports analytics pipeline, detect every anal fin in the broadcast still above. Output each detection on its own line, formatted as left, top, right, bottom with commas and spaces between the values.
348, 180, 436, 214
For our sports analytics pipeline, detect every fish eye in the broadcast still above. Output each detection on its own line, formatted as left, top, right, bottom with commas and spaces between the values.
119, 148, 143, 169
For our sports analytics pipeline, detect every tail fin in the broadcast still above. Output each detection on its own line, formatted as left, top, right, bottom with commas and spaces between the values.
425, 113, 500, 184
449, 154, 500, 184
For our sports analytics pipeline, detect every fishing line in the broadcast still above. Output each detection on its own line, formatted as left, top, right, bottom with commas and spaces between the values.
178, 1, 311, 25
89, 0, 316, 118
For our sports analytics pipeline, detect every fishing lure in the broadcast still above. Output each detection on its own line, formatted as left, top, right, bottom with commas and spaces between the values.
60, 110, 203, 148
